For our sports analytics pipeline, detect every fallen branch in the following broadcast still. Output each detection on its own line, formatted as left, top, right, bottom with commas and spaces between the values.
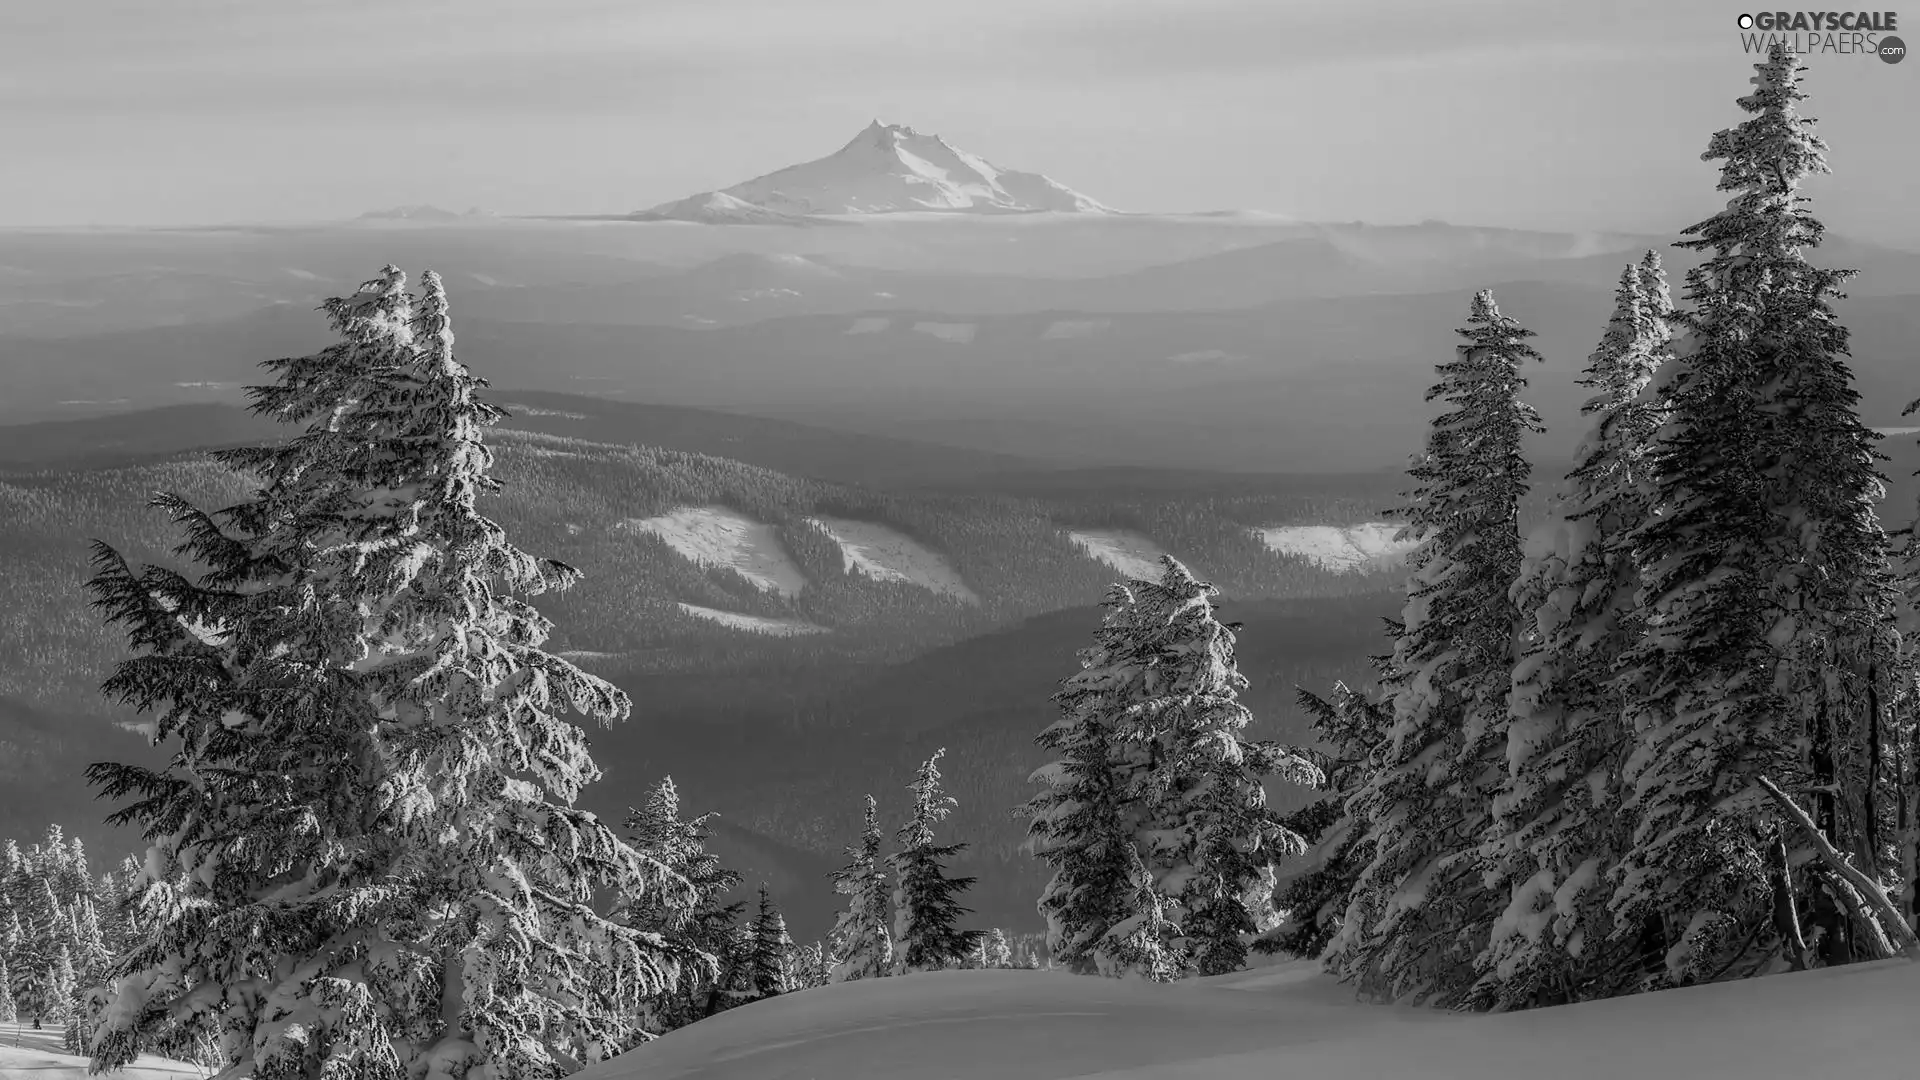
1758, 775, 1920, 957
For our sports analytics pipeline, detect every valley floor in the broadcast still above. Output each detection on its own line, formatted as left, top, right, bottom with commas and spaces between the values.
593, 956, 1920, 1080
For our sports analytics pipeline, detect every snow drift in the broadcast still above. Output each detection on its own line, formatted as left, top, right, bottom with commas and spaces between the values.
582, 957, 1920, 1080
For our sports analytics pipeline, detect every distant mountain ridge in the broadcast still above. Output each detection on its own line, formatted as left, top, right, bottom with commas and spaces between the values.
642, 120, 1116, 222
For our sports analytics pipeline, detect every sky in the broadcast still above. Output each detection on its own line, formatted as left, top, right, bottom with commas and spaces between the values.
1, 0, 1913, 239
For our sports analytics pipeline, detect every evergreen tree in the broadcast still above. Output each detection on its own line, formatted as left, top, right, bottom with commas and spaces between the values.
826, 794, 893, 982
82, 267, 681, 1077
1612, 45, 1903, 984
15, 876, 63, 1028
1326, 289, 1545, 1004
978, 929, 1013, 969
1472, 256, 1674, 1009
1258, 679, 1392, 960
789, 941, 834, 990
619, 775, 733, 1036
748, 886, 795, 999
1, 906, 22, 1019
1115, 558, 1322, 976
699, 914, 756, 1018
1025, 585, 1168, 976
0, 953, 11, 1025
890, 749, 985, 973
1096, 846, 1183, 982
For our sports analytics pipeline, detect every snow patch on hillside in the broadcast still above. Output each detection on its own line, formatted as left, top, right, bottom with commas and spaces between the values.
1255, 522, 1416, 572
676, 602, 828, 636
1042, 319, 1110, 339
1069, 529, 1179, 581
499, 403, 588, 419
621, 507, 808, 597
807, 517, 979, 603
845, 317, 891, 334
1874, 425, 1920, 436
912, 321, 975, 343
583, 958, 1920, 1080
1169, 349, 1246, 364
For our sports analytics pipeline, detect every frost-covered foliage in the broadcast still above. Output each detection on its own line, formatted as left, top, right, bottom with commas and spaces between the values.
1, 827, 104, 1030
973, 928, 1014, 970
1025, 585, 1174, 977
619, 776, 735, 1037
1259, 678, 1392, 961
1471, 255, 1674, 1009
1611, 45, 1903, 985
82, 267, 684, 1079
1326, 290, 1545, 1005
826, 794, 893, 982
1028, 563, 1320, 979
890, 749, 985, 974
1103, 558, 1320, 976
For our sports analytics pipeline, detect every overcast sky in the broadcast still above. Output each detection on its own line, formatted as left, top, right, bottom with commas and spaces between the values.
2, 0, 1912, 238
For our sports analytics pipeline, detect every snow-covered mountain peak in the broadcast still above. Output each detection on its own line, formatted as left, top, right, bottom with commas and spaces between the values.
642, 120, 1116, 222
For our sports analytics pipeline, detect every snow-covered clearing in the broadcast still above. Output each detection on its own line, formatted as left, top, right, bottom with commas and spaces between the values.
911, 321, 975, 343
1041, 319, 1109, 339
807, 517, 979, 603
1255, 522, 1417, 573
676, 602, 827, 636
585, 957, 1920, 1080
499, 402, 588, 419
621, 507, 808, 597
845, 316, 891, 334
0, 1026, 201, 1079
558, 649, 622, 661
1068, 529, 1181, 581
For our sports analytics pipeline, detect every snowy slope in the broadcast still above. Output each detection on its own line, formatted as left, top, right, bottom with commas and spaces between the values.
676, 602, 827, 637
1254, 522, 1417, 573
620, 507, 808, 597
807, 516, 979, 603
585, 958, 1920, 1080
646, 121, 1115, 220
1068, 529, 1181, 581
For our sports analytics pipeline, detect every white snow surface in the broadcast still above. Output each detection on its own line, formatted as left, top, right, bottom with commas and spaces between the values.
806, 516, 979, 603
583, 958, 1920, 1080
675, 602, 827, 637
1255, 522, 1418, 572
0, 1026, 200, 1079
622, 506, 808, 597
1068, 529, 1180, 581
845, 316, 891, 334
1041, 319, 1110, 339
646, 120, 1114, 220
911, 321, 975, 343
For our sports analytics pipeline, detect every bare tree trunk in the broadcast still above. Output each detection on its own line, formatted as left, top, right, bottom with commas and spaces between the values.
1768, 830, 1809, 971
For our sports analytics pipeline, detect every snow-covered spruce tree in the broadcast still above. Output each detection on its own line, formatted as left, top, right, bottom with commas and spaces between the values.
979, 928, 1013, 969
1610, 45, 1904, 984
890, 749, 985, 974
1324, 289, 1545, 1005
83, 266, 682, 1078
619, 776, 734, 1036
1024, 585, 1175, 977
747, 886, 795, 999
788, 941, 834, 990
1121, 560, 1323, 976
0, 953, 12, 1025
16, 876, 64, 1028
826, 794, 893, 982
1468, 256, 1673, 1011
1257, 678, 1393, 960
